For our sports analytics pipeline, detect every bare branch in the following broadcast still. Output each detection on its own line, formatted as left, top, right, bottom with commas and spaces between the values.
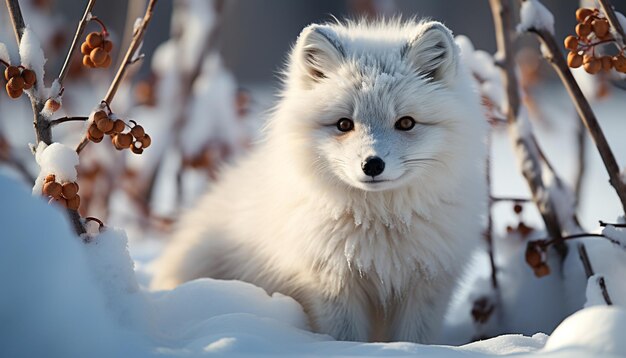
5, 0, 25, 42
527, 26, 626, 215
598, 0, 626, 47
75, 0, 158, 154
58, 0, 97, 86
488, 0, 566, 256
577, 243, 613, 305
49, 116, 89, 126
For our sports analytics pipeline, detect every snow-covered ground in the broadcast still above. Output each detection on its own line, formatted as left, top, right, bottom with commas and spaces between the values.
2, 172, 626, 358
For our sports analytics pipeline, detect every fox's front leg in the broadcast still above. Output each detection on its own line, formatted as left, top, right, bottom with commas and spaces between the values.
304, 283, 371, 341
389, 279, 452, 343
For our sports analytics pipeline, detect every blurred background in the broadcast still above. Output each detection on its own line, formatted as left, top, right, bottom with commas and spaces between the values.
47, 0, 619, 87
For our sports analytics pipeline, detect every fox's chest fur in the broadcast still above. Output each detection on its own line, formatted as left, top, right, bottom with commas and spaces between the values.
153, 19, 486, 343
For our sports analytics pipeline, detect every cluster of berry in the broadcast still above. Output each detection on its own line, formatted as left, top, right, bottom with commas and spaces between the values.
3, 65, 36, 99
42, 174, 81, 211
565, 8, 626, 74
81, 32, 113, 69
87, 110, 151, 154
525, 242, 550, 278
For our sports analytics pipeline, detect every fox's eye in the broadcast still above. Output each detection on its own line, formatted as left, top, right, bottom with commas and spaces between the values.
336, 118, 354, 132
395, 116, 416, 131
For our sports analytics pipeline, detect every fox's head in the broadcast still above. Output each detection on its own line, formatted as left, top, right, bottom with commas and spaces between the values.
273, 20, 484, 193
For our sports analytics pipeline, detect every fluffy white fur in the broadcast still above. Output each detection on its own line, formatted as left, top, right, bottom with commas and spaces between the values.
152, 19, 487, 343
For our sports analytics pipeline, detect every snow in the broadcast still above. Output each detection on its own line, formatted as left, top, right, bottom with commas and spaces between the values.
32, 142, 79, 195
4, 172, 626, 357
543, 306, 626, 356
18, 26, 46, 95
0, 42, 9, 64
517, 0, 555, 35
602, 223, 626, 249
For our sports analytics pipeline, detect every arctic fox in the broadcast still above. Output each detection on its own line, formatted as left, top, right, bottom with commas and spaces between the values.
152, 19, 486, 343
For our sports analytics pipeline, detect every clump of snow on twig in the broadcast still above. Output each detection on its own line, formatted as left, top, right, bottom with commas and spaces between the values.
602, 223, 626, 249
0, 42, 10, 64
32, 142, 79, 195
18, 26, 46, 95
517, 0, 554, 35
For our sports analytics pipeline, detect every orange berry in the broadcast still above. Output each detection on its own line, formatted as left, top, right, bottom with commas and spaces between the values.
525, 248, 542, 268
93, 110, 108, 122
44, 99, 61, 113
86, 32, 103, 48
5, 84, 22, 99
96, 117, 114, 133
614, 55, 626, 73
583, 57, 601, 74
575, 8, 594, 22
130, 125, 145, 138
90, 47, 107, 66
139, 134, 151, 149
112, 119, 125, 133
116, 133, 133, 148
576, 23, 592, 37
88, 123, 104, 140
592, 19, 609, 38
44, 174, 56, 183
80, 42, 92, 55
7, 76, 25, 90
21, 69, 35, 85
83, 55, 95, 68
564, 36, 578, 51
61, 182, 78, 199
101, 54, 112, 68
103, 40, 113, 53
67, 194, 81, 210
43, 181, 62, 198
600, 56, 613, 71
4, 65, 20, 80
131, 142, 144, 154
568, 52, 583, 68
533, 264, 551, 278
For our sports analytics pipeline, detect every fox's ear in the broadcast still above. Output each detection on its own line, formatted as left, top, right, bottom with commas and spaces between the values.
403, 22, 458, 85
295, 24, 344, 87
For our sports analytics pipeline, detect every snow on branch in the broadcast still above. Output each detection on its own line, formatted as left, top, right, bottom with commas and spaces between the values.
517, 0, 555, 35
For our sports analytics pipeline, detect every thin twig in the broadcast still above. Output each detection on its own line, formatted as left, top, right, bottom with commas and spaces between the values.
491, 196, 532, 203
485, 131, 498, 290
75, 0, 158, 154
5, 0, 25, 42
577, 243, 612, 305
573, 114, 587, 207
598, 0, 626, 47
527, 26, 626, 215
49, 116, 89, 126
58, 0, 97, 86
599, 220, 626, 228
489, 0, 566, 257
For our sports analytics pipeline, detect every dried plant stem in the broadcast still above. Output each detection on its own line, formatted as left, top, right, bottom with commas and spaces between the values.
528, 27, 626, 215
75, 0, 158, 154
485, 131, 498, 290
5, 0, 85, 235
58, 0, 97, 85
577, 243, 613, 305
598, 0, 626, 46
489, 0, 565, 256
49, 116, 89, 126
574, 115, 587, 207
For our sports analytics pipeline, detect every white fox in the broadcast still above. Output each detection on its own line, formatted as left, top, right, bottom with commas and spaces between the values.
152, 19, 486, 343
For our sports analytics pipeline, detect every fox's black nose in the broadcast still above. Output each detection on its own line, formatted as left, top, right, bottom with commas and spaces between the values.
362, 156, 385, 177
